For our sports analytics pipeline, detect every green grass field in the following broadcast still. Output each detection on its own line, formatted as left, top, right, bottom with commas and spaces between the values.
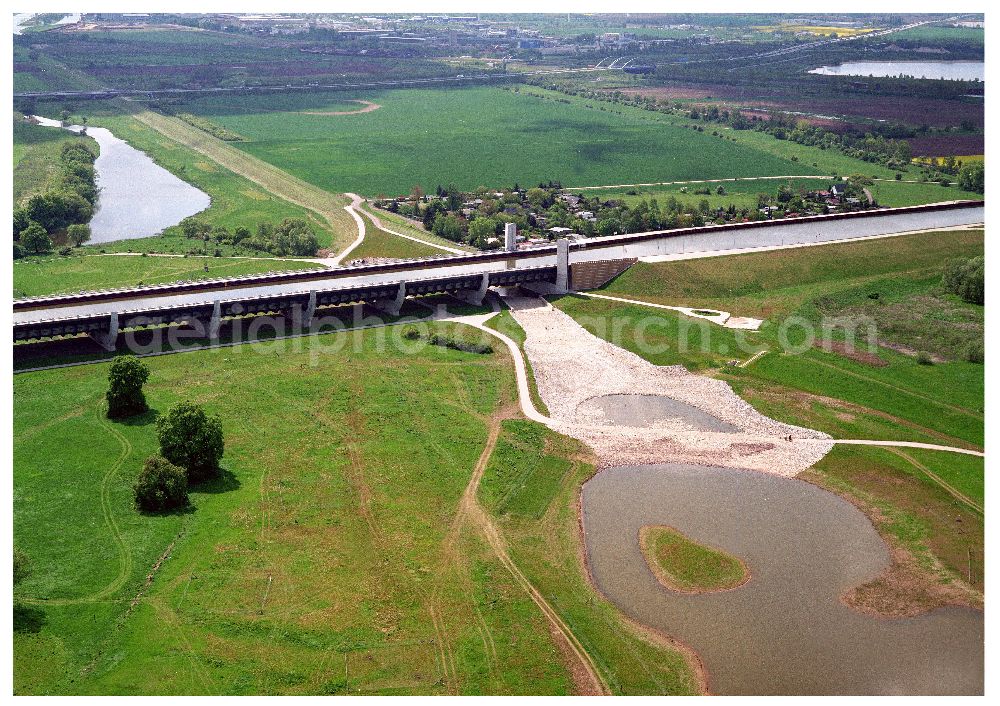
638, 526, 748, 593
14, 322, 696, 695
477, 420, 699, 694
13, 254, 324, 299
557, 229, 984, 446
169, 86, 860, 197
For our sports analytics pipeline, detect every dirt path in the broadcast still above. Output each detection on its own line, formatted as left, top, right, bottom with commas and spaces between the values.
361, 203, 468, 255
438, 401, 609, 695
300, 100, 381, 116
887, 449, 984, 514
132, 110, 358, 254
333, 193, 367, 265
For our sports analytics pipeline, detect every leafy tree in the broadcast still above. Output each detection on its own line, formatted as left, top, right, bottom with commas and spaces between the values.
13, 208, 29, 238
20, 222, 52, 254
180, 217, 211, 240
467, 216, 498, 247
106, 355, 151, 419
958, 162, 985, 194
14, 547, 29, 587
67, 223, 91, 247
526, 187, 549, 209
431, 213, 464, 242
157, 402, 225, 483
942, 256, 984, 305
134, 455, 189, 512
24, 190, 93, 232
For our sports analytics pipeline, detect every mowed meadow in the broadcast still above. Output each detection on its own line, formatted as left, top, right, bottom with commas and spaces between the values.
173, 86, 822, 197
14, 322, 697, 695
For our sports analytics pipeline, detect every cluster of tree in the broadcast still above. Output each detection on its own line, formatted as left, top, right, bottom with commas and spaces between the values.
957, 162, 985, 194
179, 217, 320, 256
383, 177, 873, 247
105, 355, 225, 512
13, 140, 97, 258
942, 256, 984, 306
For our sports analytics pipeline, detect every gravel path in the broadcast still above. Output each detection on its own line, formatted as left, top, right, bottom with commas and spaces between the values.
505, 295, 832, 476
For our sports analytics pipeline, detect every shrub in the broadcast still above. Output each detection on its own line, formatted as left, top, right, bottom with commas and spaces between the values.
157, 402, 225, 483
916, 351, 934, 366
13, 242, 25, 260
942, 256, 984, 305
106, 355, 151, 418
58, 246, 73, 256
134, 455, 188, 512
958, 161, 984, 193
965, 342, 984, 364
427, 333, 493, 354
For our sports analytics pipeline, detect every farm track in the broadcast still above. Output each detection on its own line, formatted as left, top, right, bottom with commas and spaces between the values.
887, 449, 984, 515
131, 110, 358, 254
444, 401, 610, 695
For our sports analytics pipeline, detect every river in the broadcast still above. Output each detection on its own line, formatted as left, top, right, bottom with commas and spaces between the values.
810, 61, 984, 81
30, 116, 210, 244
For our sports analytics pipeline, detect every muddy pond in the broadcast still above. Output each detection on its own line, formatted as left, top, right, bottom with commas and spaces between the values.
582, 463, 983, 695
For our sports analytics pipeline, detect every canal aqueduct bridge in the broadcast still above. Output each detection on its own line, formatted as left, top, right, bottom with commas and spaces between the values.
12, 201, 983, 350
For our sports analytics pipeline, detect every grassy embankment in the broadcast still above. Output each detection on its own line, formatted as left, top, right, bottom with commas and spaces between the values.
553, 228, 984, 597
13, 254, 324, 299
14, 322, 698, 695
34, 103, 348, 255
347, 211, 446, 261
637, 526, 748, 594
360, 204, 476, 253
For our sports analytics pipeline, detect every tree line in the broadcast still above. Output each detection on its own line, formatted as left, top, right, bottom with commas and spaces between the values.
179, 216, 320, 257
13, 139, 97, 258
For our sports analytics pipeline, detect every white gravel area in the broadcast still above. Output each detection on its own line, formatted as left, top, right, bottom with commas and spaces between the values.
505, 295, 832, 477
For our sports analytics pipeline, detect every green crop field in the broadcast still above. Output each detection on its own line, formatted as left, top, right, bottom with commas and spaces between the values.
14, 322, 696, 695
168, 85, 872, 197
13, 254, 324, 299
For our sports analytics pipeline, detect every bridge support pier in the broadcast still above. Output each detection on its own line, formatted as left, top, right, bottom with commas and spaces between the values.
374, 283, 406, 317
301, 290, 317, 328
91, 312, 119, 352
555, 238, 570, 292
209, 301, 222, 341
455, 273, 490, 307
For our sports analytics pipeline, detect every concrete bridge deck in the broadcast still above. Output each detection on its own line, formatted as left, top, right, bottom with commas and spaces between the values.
12, 201, 983, 347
